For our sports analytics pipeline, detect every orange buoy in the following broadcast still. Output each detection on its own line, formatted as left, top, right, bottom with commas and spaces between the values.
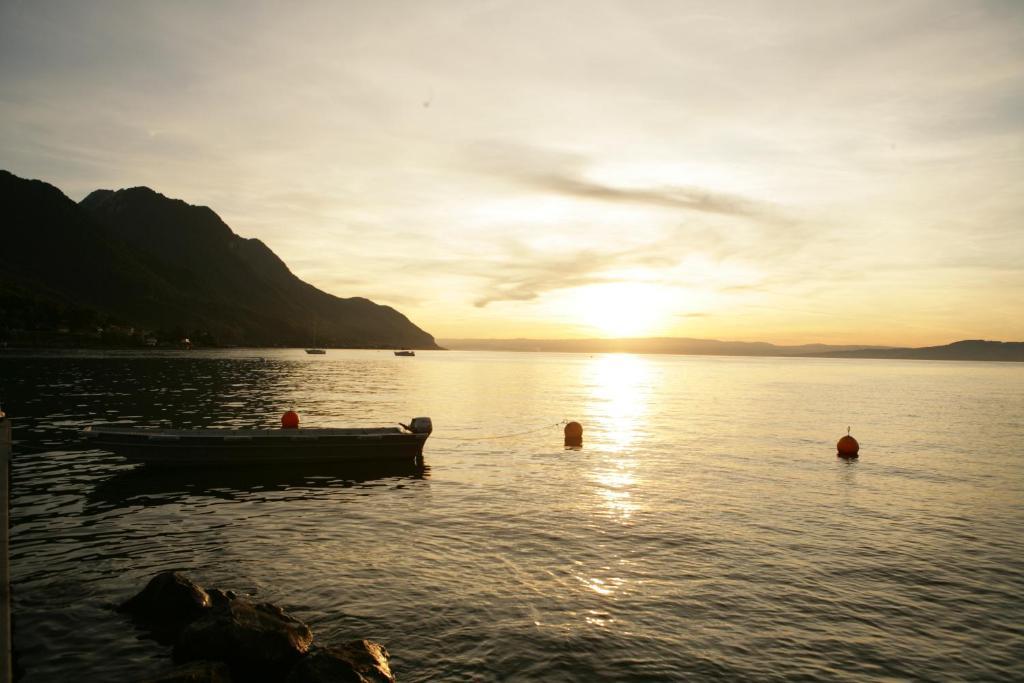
564, 421, 583, 448
837, 427, 859, 457
281, 410, 300, 429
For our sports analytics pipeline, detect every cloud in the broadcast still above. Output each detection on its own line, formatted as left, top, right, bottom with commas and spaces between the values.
464, 141, 779, 219
470, 243, 676, 307
531, 172, 767, 217
449, 142, 834, 308
468, 246, 655, 309
448, 141, 828, 307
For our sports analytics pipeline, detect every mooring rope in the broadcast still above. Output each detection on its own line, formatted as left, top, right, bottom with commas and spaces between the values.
428, 420, 568, 442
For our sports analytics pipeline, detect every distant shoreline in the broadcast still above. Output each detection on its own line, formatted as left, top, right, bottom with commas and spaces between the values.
438, 338, 1024, 363
0, 344, 442, 352
3, 340, 1022, 362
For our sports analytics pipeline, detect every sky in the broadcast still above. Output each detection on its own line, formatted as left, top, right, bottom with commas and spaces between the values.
1, 0, 1022, 346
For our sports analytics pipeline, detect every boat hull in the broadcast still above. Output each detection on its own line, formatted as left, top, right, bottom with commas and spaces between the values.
83, 426, 429, 466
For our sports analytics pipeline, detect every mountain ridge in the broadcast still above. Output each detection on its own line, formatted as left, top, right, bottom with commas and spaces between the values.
438, 337, 1024, 362
0, 170, 439, 349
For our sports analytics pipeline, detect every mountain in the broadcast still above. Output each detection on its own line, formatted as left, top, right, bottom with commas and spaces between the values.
0, 170, 438, 348
811, 340, 1024, 362
439, 337, 891, 356
439, 337, 1024, 362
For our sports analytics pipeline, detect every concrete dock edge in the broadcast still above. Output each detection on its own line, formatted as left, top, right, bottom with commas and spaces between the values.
1, 413, 11, 683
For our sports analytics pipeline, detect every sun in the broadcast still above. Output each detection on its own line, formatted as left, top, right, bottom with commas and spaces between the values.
571, 283, 672, 337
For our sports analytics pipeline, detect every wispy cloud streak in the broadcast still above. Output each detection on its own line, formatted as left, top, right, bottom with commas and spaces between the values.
466, 142, 779, 219
470, 241, 684, 307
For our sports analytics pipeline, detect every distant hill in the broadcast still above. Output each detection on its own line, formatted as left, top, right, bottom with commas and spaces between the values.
0, 170, 438, 348
440, 337, 1024, 362
439, 337, 890, 356
811, 340, 1024, 362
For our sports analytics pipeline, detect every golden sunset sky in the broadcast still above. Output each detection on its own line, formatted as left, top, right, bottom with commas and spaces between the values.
2, 1, 1022, 345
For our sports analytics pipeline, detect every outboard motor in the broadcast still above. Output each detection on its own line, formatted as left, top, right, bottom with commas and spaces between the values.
408, 417, 433, 435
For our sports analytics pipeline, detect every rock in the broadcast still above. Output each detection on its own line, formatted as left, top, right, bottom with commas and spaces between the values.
286, 640, 395, 683
140, 660, 233, 683
120, 571, 212, 630
121, 573, 399, 682
174, 596, 314, 681
206, 588, 236, 607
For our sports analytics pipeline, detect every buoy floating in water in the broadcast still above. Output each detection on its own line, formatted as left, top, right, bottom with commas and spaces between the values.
564, 421, 583, 448
837, 426, 859, 458
281, 410, 300, 429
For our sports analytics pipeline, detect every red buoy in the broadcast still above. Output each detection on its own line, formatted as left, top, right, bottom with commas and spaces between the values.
564, 421, 583, 448
281, 410, 300, 429
837, 427, 859, 457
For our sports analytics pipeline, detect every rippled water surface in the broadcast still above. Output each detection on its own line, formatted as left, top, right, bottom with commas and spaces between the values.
3, 349, 1023, 681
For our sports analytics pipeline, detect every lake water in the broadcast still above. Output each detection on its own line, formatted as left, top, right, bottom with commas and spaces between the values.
3, 350, 1023, 681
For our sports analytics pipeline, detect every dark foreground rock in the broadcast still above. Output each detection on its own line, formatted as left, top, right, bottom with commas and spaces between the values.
121, 571, 212, 621
120, 571, 212, 642
175, 597, 314, 680
286, 641, 394, 683
121, 572, 395, 682
140, 660, 233, 683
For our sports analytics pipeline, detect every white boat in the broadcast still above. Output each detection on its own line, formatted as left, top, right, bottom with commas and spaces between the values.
83, 417, 433, 466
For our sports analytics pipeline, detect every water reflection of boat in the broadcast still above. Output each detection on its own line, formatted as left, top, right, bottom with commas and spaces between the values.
88, 459, 428, 509
82, 418, 433, 466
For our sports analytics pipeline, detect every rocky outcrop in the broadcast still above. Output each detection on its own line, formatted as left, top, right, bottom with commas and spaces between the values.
119, 571, 213, 642
286, 641, 394, 683
120, 571, 212, 619
120, 572, 395, 683
174, 597, 314, 680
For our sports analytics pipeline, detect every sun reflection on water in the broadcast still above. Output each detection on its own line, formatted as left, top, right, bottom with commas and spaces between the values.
575, 573, 628, 598
583, 354, 652, 522
587, 576, 613, 596
584, 354, 652, 452
584, 611, 615, 628
594, 463, 639, 521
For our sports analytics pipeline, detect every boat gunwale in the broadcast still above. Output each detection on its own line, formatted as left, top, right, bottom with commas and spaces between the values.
84, 425, 410, 439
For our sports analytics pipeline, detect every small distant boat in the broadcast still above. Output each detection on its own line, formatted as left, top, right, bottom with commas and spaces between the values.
394, 350, 415, 356
83, 417, 433, 466
305, 319, 326, 354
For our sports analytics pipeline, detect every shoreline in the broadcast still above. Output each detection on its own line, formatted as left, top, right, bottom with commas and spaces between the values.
1, 345, 1022, 362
